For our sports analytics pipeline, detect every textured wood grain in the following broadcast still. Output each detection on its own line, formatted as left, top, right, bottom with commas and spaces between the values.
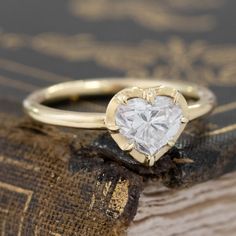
129, 171, 236, 236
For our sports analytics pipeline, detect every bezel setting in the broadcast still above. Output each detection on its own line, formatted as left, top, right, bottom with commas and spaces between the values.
105, 86, 190, 166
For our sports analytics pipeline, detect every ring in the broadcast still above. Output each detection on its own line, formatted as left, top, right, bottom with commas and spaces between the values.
23, 79, 216, 166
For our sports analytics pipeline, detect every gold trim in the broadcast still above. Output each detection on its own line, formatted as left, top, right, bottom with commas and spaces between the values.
203, 124, 236, 136
212, 101, 236, 115
0, 182, 33, 236
69, 0, 224, 32
0, 58, 74, 82
107, 179, 129, 219
0, 155, 40, 172
0, 75, 38, 92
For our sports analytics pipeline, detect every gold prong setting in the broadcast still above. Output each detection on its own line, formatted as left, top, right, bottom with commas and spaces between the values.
143, 88, 156, 104
121, 142, 135, 152
167, 140, 176, 147
105, 86, 189, 167
181, 117, 189, 123
116, 94, 128, 105
106, 124, 120, 132
145, 155, 155, 167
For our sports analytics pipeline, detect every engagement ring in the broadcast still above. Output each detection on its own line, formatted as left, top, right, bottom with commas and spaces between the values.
24, 79, 216, 166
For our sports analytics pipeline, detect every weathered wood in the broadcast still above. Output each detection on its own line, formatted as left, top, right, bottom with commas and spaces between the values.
129, 172, 236, 236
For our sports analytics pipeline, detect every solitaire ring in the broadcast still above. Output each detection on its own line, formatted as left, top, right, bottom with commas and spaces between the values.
23, 79, 216, 166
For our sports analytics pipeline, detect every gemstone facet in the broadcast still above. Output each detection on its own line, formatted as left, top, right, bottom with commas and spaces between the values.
115, 96, 183, 156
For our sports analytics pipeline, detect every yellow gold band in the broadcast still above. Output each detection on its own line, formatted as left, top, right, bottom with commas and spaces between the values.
23, 78, 216, 166
23, 78, 216, 129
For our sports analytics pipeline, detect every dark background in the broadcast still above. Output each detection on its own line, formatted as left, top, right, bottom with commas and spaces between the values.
0, 0, 235, 131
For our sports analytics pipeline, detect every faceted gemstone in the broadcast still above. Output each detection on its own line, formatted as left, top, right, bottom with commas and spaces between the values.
115, 96, 183, 156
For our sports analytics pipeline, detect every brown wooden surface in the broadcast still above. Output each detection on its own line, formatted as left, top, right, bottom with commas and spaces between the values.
129, 172, 236, 236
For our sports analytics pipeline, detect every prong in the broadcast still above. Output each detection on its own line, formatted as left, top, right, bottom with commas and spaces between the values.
168, 140, 176, 147
143, 89, 156, 104
145, 155, 155, 167
107, 124, 120, 132
121, 142, 134, 152
116, 94, 128, 105
181, 117, 189, 123
131, 86, 142, 93
173, 90, 180, 104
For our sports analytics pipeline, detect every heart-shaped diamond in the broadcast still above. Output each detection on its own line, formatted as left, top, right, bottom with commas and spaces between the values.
115, 96, 183, 156
105, 86, 189, 165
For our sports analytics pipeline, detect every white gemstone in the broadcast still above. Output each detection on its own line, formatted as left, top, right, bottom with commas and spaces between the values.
115, 96, 183, 156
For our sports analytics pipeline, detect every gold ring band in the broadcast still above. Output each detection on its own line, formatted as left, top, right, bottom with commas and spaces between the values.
23, 78, 216, 166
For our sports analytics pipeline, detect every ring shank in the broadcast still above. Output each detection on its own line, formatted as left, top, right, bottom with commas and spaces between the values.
23, 79, 216, 129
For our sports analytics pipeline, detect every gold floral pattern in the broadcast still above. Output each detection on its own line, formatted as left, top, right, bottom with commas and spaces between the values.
68, 0, 225, 32
0, 32, 235, 86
